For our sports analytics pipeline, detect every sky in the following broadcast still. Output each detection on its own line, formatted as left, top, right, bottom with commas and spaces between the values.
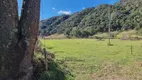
18, 0, 119, 20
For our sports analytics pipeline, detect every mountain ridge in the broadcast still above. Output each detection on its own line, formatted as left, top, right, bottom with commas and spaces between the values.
40, 0, 142, 38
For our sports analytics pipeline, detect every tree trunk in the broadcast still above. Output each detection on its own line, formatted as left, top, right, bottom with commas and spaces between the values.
0, 0, 19, 79
17, 0, 40, 80
0, 0, 40, 80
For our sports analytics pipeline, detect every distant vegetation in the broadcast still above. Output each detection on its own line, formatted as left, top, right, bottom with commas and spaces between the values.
40, 0, 142, 38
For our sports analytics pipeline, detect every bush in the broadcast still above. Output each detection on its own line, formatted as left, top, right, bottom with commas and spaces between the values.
111, 31, 119, 38
116, 30, 136, 39
39, 62, 75, 80
33, 52, 75, 80
91, 31, 119, 39
137, 29, 142, 36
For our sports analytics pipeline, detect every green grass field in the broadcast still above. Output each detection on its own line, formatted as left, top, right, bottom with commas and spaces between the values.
41, 39, 142, 80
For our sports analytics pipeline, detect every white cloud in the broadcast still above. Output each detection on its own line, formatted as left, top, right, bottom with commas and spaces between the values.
82, 7, 85, 9
52, 7, 56, 10
58, 10, 71, 15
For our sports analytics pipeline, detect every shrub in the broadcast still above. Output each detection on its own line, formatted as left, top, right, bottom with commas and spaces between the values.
137, 29, 142, 36
39, 62, 75, 80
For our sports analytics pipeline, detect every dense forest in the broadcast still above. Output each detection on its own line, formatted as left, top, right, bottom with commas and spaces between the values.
40, 0, 142, 38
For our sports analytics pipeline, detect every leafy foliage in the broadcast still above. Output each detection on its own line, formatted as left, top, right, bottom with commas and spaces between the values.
39, 62, 74, 80
33, 54, 75, 80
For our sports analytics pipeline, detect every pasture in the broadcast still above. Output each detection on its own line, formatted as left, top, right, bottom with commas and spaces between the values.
41, 39, 142, 80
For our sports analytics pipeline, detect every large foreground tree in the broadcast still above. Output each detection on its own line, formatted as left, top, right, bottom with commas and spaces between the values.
0, 0, 40, 80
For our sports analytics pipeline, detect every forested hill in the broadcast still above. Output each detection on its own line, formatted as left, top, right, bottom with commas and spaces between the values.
40, 0, 142, 38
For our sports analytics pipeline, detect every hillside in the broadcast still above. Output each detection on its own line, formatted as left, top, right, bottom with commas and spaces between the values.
40, 0, 142, 38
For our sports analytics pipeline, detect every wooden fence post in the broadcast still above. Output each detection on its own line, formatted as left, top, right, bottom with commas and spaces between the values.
131, 45, 133, 55
42, 48, 48, 71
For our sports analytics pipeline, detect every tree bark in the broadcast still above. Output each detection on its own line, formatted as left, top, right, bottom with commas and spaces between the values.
0, 0, 19, 79
17, 0, 40, 80
0, 0, 40, 80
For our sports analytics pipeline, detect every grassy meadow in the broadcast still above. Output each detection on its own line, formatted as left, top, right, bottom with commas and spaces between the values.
40, 39, 142, 80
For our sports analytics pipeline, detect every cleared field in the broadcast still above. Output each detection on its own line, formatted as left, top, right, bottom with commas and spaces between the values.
41, 39, 142, 80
